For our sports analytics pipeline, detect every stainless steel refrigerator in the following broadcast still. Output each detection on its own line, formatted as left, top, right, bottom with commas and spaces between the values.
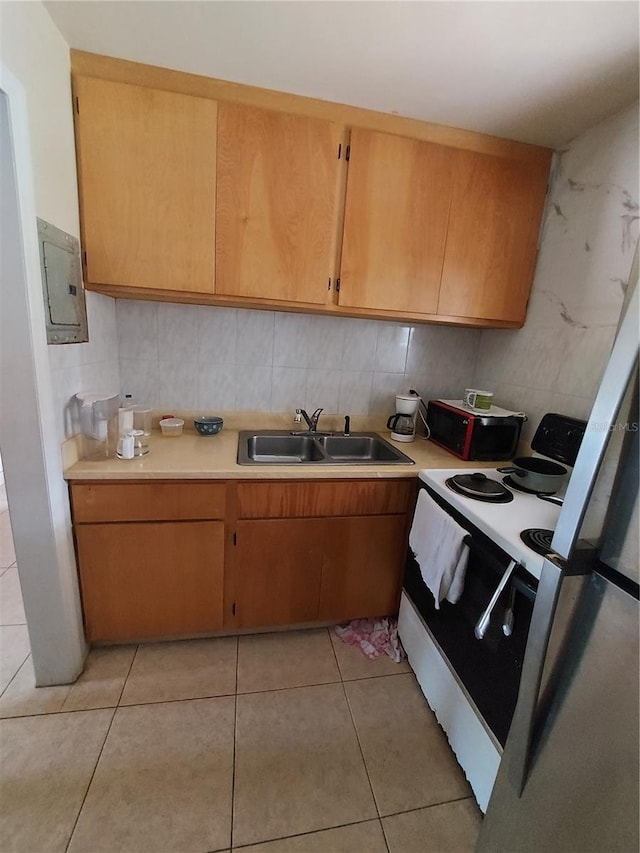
477, 267, 639, 852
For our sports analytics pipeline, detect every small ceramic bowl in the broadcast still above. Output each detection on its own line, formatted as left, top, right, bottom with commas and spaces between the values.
194, 416, 224, 436
159, 417, 184, 436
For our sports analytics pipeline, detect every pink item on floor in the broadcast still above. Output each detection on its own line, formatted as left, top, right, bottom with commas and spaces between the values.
334, 618, 405, 663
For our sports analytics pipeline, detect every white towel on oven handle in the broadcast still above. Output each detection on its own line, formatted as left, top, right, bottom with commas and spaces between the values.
409, 490, 470, 609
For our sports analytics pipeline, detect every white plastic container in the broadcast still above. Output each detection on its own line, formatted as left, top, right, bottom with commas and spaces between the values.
159, 417, 184, 436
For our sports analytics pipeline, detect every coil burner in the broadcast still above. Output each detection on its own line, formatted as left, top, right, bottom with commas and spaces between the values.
520, 528, 554, 556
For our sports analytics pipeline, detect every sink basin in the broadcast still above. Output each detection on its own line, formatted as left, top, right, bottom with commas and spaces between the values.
318, 435, 405, 462
245, 434, 325, 463
237, 431, 415, 465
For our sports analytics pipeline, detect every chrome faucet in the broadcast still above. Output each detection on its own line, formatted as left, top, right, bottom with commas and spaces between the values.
297, 407, 324, 432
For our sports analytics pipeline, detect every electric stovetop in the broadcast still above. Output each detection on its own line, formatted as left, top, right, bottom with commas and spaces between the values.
418, 468, 562, 580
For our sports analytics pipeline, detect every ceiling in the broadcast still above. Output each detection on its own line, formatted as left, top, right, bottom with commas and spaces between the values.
44, 1, 639, 148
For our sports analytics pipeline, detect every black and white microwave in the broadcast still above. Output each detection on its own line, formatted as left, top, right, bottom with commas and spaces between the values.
426, 399, 524, 461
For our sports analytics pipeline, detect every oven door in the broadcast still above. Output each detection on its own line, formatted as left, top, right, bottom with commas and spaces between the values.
404, 485, 537, 747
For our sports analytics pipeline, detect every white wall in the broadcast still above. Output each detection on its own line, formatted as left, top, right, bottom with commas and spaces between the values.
0, 1, 116, 683
474, 104, 639, 445
1, 2, 120, 447
116, 302, 482, 417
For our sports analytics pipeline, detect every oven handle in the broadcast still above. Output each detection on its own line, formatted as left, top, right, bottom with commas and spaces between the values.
475, 559, 518, 640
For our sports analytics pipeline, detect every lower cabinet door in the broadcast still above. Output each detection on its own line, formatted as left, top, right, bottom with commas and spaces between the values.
319, 515, 407, 622
233, 519, 324, 628
75, 521, 225, 641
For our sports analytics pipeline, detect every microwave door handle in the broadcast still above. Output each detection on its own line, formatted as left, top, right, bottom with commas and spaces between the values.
475, 559, 518, 640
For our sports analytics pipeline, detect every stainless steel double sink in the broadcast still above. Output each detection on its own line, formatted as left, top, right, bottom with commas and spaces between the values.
237, 430, 415, 465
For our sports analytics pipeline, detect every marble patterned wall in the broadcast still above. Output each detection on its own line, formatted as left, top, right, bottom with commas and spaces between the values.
473, 104, 639, 445
115, 302, 481, 417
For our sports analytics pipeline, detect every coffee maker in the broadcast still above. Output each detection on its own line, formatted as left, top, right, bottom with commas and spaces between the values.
76, 392, 120, 460
387, 393, 421, 442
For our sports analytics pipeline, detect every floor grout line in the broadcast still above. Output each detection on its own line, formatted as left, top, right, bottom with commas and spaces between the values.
380, 794, 476, 820
0, 650, 31, 701
230, 635, 239, 851
230, 814, 389, 851
115, 644, 140, 707
63, 705, 118, 853
339, 678, 386, 846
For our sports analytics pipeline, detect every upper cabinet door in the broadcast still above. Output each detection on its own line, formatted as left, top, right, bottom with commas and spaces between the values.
338, 128, 454, 314
437, 149, 550, 322
75, 76, 217, 294
215, 103, 343, 304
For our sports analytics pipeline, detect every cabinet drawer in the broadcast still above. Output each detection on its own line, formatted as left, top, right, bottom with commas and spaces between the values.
236, 479, 412, 518
71, 481, 226, 523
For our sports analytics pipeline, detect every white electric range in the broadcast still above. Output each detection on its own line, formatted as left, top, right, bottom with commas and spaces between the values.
398, 466, 567, 812
399, 414, 587, 812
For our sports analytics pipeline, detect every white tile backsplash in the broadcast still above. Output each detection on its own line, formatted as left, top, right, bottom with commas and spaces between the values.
306, 316, 346, 365
235, 365, 273, 411
117, 300, 158, 361
370, 373, 409, 415
157, 304, 198, 364
338, 371, 373, 415
115, 302, 483, 416
198, 364, 236, 411
273, 313, 310, 368
198, 306, 237, 364
342, 320, 378, 371
119, 358, 159, 410
305, 368, 341, 413
236, 310, 274, 366
157, 361, 199, 410
271, 367, 307, 412
374, 324, 411, 374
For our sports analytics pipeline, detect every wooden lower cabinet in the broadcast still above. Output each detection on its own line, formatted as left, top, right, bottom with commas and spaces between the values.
230, 511, 409, 630
71, 477, 413, 639
75, 520, 224, 641
233, 519, 324, 628
319, 515, 407, 622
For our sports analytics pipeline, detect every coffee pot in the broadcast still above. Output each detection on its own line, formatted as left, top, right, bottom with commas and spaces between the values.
76, 392, 119, 460
387, 393, 420, 442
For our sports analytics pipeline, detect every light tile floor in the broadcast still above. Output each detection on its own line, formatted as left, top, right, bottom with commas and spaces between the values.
0, 494, 482, 852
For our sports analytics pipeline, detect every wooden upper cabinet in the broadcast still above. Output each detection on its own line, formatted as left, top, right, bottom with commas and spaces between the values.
338, 128, 454, 314
215, 103, 344, 304
437, 149, 550, 322
74, 76, 217, 293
